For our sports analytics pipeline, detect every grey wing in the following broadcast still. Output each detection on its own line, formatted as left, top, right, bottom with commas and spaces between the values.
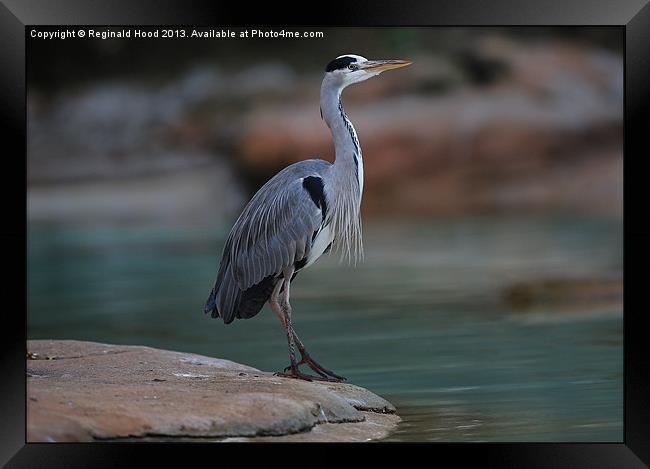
205, 161, 329, 324
230, 175, 324, 291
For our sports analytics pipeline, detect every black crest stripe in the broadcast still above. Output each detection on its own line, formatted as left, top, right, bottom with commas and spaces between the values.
325, 56, 357, 72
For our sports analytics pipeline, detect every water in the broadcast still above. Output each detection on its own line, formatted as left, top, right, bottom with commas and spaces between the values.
27, 216, 623, 442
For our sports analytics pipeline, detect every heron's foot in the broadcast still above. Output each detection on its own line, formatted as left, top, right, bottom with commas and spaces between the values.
275, 369, 344, 383
284, 354, 347, 383
304, 357, 347, 382
273, 369, 318, 382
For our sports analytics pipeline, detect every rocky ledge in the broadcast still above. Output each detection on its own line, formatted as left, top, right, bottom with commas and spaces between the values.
27, 340, 399, 442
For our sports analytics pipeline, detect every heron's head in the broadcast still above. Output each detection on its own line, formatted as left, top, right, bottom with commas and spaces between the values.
324, 54, 412, 89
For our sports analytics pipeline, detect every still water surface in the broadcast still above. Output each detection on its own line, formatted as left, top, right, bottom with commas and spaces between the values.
28, 217, 622, 441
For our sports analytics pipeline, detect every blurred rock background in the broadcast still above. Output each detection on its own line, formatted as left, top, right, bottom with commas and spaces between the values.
27, 27, 622, 224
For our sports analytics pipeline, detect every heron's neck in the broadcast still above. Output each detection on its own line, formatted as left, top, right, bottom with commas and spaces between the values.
319, 79, 364, 263
320, 81, 364, 196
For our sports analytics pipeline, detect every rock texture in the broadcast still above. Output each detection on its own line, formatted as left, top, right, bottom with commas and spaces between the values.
27, 340, 399, 442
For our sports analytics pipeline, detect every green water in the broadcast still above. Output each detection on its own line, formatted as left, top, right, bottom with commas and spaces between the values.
27, 216, 623, 442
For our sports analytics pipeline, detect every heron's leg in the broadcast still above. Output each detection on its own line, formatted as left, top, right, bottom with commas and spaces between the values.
269, 273, 346, 382
277, 280, 346, 382
270, 291, 329, 380
270, 270, 321, 382
269, 279, 286, 328
279, 274, 299, 371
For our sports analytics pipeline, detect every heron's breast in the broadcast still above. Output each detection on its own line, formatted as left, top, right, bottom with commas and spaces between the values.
305, 224, 334, 268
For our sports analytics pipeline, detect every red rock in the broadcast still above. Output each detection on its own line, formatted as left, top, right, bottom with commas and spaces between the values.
27, 340, 399, 442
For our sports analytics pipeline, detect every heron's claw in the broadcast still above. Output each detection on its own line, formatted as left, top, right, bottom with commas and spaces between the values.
284, 357, 307, 373
274, 370, 345, 383
274, 370, 315, 382
301, 354, 347, 382
278, 357, 346, 383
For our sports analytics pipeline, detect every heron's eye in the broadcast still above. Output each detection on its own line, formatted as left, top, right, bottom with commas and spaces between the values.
348, 64, 358, 71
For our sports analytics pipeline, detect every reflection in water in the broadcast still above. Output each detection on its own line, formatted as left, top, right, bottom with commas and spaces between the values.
27, 216, 622, 441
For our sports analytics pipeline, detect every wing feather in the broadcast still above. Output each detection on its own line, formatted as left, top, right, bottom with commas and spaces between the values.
205, 159, 331, 323
228, 165, 328, 291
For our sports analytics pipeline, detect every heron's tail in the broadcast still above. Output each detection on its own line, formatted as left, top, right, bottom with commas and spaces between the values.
205, 264, 277, 324
204, 254, 242, 324
203, 287, 218, 317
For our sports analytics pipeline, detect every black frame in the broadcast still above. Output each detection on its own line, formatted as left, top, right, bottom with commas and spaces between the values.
3, 0, 648, 466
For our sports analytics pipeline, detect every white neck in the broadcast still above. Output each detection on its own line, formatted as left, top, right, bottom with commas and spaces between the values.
319, 76, 364, 263
320, 79, 364, 198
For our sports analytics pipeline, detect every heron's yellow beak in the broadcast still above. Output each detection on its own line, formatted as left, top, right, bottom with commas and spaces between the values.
359, 59, 412, 72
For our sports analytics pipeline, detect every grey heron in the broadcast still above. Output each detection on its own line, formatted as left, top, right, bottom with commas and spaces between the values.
204, 54, 412, 381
